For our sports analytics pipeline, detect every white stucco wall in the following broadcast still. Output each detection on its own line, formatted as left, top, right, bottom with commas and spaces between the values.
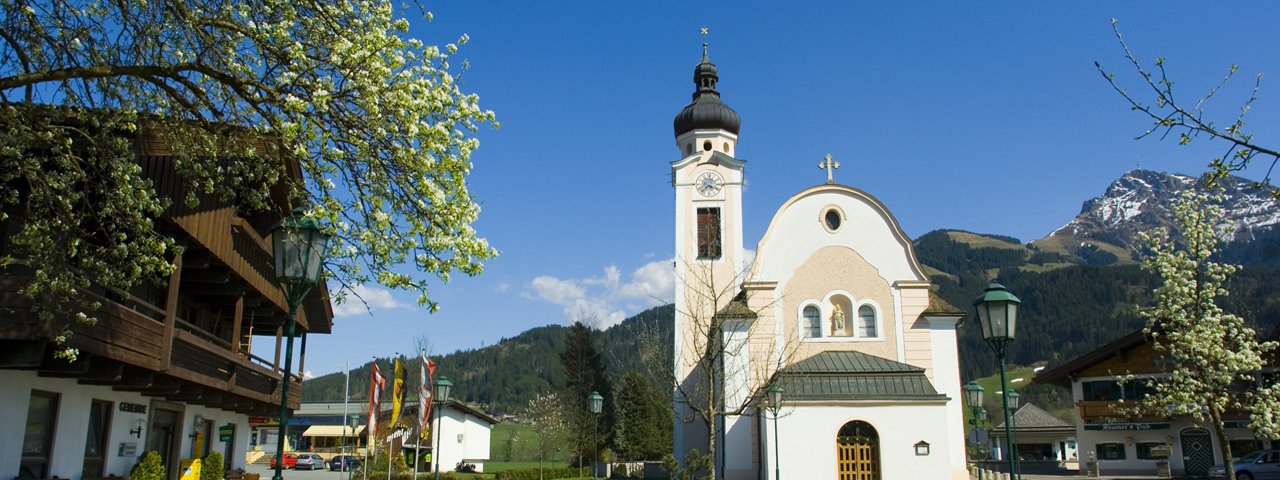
763, 402, 963, 480
1, 370, 250, 480
433, 407, 492, 472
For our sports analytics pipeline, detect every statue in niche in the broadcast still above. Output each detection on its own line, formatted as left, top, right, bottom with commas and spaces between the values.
831, 304, 846, 335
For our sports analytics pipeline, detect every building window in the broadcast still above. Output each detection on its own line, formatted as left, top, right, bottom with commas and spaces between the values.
825, 209, 841, 231
702, 141, 712, 152
697, 207, 722, 259
1230, 439, 1262, 459
802, 305, 821, 339
22, 390, 60, 479
857, 305, 877, 338
1082, 379, 1154, 401
1096, 443, 1126, 460
83, 400, 113, 478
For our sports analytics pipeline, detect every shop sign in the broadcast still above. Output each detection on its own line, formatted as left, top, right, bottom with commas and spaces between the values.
1224, 420, 1251, 429
120, 402, 147, 414
1084, 422, 1170, 431
218, 424, 235, 442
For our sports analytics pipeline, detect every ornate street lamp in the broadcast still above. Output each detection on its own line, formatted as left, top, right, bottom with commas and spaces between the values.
766, 383, 784, 480
433, 376, 453, 480
270, 209, 330, 480
588, 391, 604, 480
963, 381, 984, 480
973, 282, 1021, 480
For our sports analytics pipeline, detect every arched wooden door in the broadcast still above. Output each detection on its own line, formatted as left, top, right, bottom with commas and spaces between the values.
837, 421, 880, 480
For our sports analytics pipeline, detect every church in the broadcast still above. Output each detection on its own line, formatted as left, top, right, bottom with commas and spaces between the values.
669, 45, 970, 480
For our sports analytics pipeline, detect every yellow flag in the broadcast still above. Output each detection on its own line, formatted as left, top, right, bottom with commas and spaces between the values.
389, 357, 405, 429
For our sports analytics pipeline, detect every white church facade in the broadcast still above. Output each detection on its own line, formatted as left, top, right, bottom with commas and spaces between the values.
670, 46, 970, 480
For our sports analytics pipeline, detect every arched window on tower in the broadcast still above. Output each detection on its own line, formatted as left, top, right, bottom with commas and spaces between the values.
802, 306, 821, 339
858, 305, 877, 338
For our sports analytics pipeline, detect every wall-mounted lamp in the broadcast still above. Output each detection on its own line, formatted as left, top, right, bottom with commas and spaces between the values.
456, 433, 464, 444
1124, 435, 1134, 446
1165, 435, 1174, 446
914, 441, 930, 456
130, 418, 145, 439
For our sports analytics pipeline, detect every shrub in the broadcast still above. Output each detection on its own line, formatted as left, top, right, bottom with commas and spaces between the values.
493, 467, 589, 480
200, 452, 224, 480
130, 451, 166, 480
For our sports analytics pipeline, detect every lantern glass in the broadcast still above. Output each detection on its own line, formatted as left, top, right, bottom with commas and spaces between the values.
768, 383, 783, 410
271, 209, 330, 285
972, 283, 1021, 342
1008, 390, 1020, 410
588, 391, 603, 414
963, 381, 984, 408
435, 376, 453, 403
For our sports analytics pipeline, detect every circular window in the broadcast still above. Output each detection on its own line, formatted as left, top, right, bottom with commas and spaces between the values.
824, 209, 842, 231
703, 141, 713, 151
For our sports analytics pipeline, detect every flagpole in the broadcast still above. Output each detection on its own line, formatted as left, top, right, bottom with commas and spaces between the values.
342, 361, 349, 480
365, 357, 374, 480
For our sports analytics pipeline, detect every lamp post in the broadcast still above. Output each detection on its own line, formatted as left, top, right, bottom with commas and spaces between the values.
1007, 390, 1021, 478
973, 282, 1021, 480
270, 209, 330, 480
588, 391, 603, 480
766, 383, 784, 480
963, 381, 984, 480
433, 376, 453, 480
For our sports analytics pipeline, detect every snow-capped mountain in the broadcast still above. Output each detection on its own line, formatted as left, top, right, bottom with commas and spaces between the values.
1033, 169, 1280, 264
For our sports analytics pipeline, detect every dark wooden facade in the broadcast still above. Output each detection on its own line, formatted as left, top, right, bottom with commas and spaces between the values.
0, 152, 332, 416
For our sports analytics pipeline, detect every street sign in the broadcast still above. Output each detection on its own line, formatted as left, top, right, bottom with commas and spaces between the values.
967, 428, 989, 444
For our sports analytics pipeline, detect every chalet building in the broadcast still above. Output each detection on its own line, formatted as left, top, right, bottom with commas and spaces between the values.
1034, 329, 1280, 478
0, 140, 333, 480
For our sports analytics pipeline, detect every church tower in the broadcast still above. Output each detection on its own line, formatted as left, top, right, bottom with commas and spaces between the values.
670, 43, 747, 468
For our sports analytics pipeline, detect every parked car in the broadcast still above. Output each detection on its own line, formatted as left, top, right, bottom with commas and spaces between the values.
269, 453, 297, 469
328, 455, 361, 471
1209, 449, 1280, 480
294, 453, 325, 470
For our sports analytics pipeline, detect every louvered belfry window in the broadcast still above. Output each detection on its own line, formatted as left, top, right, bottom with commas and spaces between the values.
697, 207, 722, 259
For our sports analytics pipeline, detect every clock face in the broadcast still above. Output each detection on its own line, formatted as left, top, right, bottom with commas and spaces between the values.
697, 171, 724, 197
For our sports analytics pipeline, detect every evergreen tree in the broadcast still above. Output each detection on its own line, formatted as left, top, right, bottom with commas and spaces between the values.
559, 321, 614, 467
614, 371, 672, 461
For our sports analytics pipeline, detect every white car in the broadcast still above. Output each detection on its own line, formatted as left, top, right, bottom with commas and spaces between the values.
1209, 450, 1280, 480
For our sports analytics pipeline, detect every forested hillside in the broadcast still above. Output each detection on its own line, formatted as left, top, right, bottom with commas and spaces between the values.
302, 305, 674, 414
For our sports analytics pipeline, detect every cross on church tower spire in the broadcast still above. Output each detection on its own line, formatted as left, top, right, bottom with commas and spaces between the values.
819, 153, 840, 184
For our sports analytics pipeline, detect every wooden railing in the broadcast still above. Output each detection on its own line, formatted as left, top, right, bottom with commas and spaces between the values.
1077, 400, 1130, 419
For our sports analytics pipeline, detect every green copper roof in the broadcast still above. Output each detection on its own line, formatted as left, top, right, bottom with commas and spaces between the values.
776, 351, 947, 401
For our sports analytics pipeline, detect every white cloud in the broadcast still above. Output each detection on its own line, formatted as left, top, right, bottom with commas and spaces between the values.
331, 284, 409, 317
526, 259, 675, 328
303, 370, 315, 379
494, 282, 511, 294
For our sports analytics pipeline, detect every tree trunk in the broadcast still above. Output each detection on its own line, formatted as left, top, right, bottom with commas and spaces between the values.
1211, 407, 1236, 480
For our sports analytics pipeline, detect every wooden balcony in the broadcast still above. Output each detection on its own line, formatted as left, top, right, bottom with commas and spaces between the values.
0, 273, 304, 415
1077, 400, 1131, 419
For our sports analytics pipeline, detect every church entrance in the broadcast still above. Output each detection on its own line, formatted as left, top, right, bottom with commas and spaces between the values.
836, 421, 879, 480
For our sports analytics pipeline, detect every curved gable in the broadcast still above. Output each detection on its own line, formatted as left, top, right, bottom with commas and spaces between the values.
753, 184, 926, 284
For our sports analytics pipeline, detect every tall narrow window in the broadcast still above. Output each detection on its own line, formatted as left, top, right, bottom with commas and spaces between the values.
83, 400, 112, 478
802, 306, 822, 339
21, 390, 60, 479
696, 207, 722, 259
858, 305, 877, 338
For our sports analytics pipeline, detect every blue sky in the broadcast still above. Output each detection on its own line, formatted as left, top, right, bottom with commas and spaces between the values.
289, 1, 1280, 377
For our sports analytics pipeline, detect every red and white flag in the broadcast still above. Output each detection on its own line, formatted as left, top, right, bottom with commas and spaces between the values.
419, 353, 437, 432
367, 362, 386, 438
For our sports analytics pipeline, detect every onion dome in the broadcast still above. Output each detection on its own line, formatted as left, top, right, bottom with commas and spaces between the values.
673, 44, 741, 137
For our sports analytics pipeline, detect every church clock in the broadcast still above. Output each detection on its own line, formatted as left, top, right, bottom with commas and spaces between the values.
696, 171, 724, 197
